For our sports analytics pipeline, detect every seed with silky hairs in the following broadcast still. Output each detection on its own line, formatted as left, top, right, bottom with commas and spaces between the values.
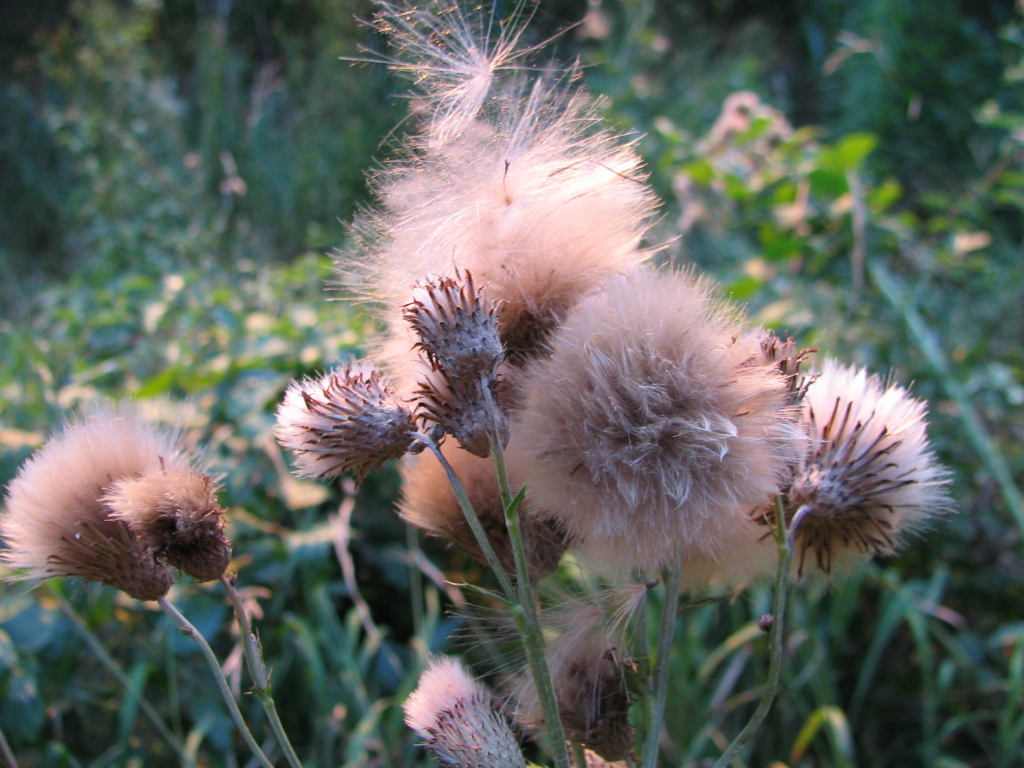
404, 271, 504, 382
0, 403, 192, 601
276, 363, 418, 483
404, 656, 525, 768
757, 359, 951, 577
106, 467, 231, 583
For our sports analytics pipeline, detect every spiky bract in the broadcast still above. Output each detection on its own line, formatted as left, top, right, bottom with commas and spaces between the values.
761, 359, 951, 577
275, 363, 417, 483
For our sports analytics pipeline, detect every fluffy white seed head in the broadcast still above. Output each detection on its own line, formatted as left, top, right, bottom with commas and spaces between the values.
0, 403, 205, 600
405, 655, 525, 768
509, 268, 803, 573
763, 359, 952, 577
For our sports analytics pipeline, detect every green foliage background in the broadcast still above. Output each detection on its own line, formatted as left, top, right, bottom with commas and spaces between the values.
1, 0, 1023, 766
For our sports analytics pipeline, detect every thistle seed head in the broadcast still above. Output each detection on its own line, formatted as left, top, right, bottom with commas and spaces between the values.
759, 359, 952, 577
414, 365, 509, 458
105, 467, 231, 583
276, 363, 418, 483
403, 270, 505, 383
0, 403, 198, 601
510, 268, 803, 572
404, 656, 525, 768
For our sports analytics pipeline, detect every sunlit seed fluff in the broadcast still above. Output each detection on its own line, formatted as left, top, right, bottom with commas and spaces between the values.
759, 359, 951, 577
343, 4, 657, 389
400, 444, 569, 581
404, 271, 505, 383
275, 363, 418, 483
404, 655, 525, 768
0, 404, 188, 601
509, 268, 802, 573
105, 467, 231, 583
739, 330, 816, 406
511, 606, 633, 762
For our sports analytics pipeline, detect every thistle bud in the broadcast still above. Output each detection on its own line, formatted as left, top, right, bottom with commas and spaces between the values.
758, 359, 951, 577
405, 656, 525, 768
276, 363, 418, 483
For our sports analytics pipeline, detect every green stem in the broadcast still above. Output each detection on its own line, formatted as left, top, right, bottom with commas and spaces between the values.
490, 435, 571, 768
640, 567, 682, 768
47, 587, 191, 767
158, 597, 276, 768
571, 740, 587, 768
711, 496, 795, 768
219, 576, 304, 768
413, 433, 516, 600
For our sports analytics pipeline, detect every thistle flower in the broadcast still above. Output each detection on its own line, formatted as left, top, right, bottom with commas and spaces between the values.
400, 444, 569, 580
758, 359, 951, 577
0, 404, 205, 601
404, 271, 504, 383
511, 606, 633, 762
404, 655, 525, 768
275, 363, 418, 483
414, 366, 509, 458
105, 467, 231, 583
509, 268, 803, 572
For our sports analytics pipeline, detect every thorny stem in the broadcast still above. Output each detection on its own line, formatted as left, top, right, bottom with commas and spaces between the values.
411, 432, 516, 600
490, 433, 572, 768
640, 567, 682, 768
711, 496, 797, 768
157, 597, 276, 768
219, 575, 305, 768
46, 586, 192, 767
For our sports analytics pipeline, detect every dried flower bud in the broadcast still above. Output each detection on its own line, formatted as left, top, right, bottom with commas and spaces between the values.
106, 467, 231, 582
404, 271, 505, 381
405, 656, 525, 768
758, 359, 951, 577
415, 366, 509, 458
400, 444, 570, 580
276, 363, 418, 483
0, 404, 193, 601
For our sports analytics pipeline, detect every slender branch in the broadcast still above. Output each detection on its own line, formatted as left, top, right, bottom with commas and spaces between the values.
571, 740, 588, 768
46, 587, 191, 767
218, 576, 304, 768
157, 597, 276, 768
640, 566, 682, 768
490, 434, 571, 768
711, 496, 796, 768
411, 432, 516, 600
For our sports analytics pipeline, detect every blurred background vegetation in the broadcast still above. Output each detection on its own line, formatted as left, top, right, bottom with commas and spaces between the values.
1, 0, 1023, 766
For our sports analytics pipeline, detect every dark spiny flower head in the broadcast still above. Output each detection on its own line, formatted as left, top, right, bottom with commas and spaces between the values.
757, 359, 951, 577
414, 365, 509, 458
0, 403, 194, 601
276, 363, 419, 483
403, 270, 504, 382
740, 330, 817, 405
404, 655, 525, 768
106, 467, 231, 583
